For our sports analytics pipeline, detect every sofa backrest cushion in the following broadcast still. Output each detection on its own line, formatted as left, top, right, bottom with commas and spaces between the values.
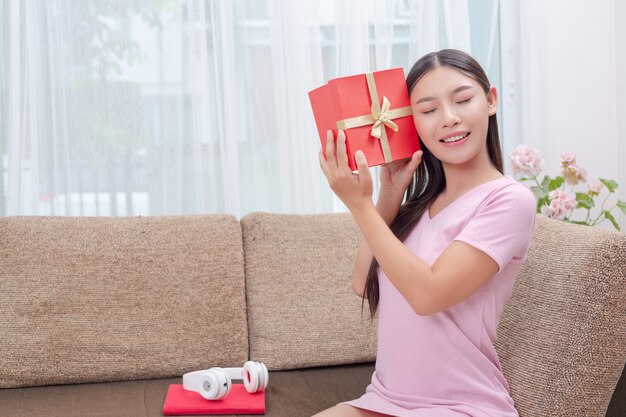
495, 215, 626, 417
0, 215, 248, 388
241, 212, 377, 370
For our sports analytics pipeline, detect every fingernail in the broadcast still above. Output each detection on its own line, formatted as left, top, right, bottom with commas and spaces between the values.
356, 150, 364, 159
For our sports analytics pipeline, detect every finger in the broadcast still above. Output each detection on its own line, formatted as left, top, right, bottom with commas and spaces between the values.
355, 150, 372, 183
319, 149, 331, 179
411, 150, 423, 169
325, 130, 337, 173
335, 130, 351, 174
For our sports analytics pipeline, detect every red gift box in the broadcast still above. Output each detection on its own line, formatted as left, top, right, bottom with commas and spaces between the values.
309, 67, 420, 171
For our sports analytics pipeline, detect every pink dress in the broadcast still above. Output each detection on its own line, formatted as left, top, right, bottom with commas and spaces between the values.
342, 175, 537, 417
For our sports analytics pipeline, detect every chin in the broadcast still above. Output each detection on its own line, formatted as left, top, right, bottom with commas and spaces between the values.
439, 151, 481, 166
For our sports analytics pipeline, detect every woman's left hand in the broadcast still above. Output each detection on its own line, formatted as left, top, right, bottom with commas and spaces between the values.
319, 129, 373, 212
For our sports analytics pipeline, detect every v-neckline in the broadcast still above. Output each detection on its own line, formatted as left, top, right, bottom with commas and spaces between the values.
427, 176, 509, 221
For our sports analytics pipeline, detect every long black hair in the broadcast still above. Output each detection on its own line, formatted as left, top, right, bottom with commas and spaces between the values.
361, 49, 504, 319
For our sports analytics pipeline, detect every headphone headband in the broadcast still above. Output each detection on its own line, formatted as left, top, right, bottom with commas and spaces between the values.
182, 367, 242, 391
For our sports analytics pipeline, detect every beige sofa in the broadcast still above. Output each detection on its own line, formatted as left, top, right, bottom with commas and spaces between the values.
0, 213, 624, 417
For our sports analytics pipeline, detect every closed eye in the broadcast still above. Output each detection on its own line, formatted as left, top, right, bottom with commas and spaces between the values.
422, 98, 472, 114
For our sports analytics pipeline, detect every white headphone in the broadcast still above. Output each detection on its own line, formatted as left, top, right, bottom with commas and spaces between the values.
182, 361, 269, 400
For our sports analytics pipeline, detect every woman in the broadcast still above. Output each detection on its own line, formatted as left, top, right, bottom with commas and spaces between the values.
315, 49, 536, 417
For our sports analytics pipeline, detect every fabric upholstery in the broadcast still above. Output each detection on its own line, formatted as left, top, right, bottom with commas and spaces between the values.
495, 215, 626, 417
0, 215, 248, 388
1, 213, 624, 417
241, 212, 377, 370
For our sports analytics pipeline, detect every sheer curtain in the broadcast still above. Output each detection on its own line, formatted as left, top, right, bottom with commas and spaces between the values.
1, 0, 506, 219
517, 0, 626, 231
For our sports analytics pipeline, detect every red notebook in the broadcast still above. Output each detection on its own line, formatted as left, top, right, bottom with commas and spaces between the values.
163, 384, 266, 415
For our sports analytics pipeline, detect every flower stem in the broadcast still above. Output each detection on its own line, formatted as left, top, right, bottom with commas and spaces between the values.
590, 192, 612, 225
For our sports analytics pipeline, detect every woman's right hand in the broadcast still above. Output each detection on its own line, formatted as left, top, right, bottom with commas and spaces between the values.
379, 150, 424, 196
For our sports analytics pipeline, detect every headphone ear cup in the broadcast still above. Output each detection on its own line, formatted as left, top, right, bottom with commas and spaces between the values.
259, 362, 269, 390
217, 368, 232, 399
242, 361, 258, 393
200, 368, 231, 400
197, 370, 221, 400
242, 361, 268, 393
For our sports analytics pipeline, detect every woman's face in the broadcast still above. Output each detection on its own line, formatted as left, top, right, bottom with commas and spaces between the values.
409, 65, 497, 166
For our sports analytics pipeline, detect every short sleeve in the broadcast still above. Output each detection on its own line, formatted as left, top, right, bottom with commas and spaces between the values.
453, 183, 537, 273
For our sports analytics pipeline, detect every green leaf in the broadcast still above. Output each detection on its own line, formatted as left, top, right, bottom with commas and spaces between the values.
570, 220, 589, 226
604, 210, 620, 231
575, 192, 594, 209
536, 197, 549, 213
548, 176, 564, 191
541, 175, 551, 190
617, 200, 626, 215
599, 178, 618, 193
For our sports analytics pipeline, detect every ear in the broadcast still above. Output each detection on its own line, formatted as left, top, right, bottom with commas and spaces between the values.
487, 86, 498, 116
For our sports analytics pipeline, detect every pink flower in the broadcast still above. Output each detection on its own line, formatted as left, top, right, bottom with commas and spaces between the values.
563, 163, 587, 185
587, 181, 603, 196
542, 190, 576, 220
560, 152, 576, 166
509, 145, 543, 177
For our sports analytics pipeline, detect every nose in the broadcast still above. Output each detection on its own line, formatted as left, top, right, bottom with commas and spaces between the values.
441, 104, 461, 128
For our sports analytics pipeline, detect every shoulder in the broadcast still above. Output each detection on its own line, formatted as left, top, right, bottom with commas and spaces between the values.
469, 176, 537, 230
452, 176, 538, 274
484, 176, 537, 212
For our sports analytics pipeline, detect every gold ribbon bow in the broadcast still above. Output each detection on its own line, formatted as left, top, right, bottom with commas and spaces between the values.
336, 72, 413, 163
370, 96, 398, 139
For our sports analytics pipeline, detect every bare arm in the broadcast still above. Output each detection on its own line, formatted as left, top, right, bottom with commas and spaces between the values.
351, 201, 500, 316
324, 133, 501, 316
351, 189, 404, 298
319, 130, 424, 299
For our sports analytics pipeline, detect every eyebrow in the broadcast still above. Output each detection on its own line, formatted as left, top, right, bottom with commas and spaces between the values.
415, 85, 474, 104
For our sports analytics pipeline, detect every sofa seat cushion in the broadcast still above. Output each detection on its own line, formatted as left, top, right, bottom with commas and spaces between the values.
0, 215, 249, 388
0, 362, 376, 417
1, 362, 624, 417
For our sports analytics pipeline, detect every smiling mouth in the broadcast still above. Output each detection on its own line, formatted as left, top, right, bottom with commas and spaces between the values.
440, 132, 470, 143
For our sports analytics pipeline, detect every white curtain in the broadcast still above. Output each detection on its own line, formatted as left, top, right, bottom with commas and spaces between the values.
517, 0, 626, 230
1, 0, 508, 219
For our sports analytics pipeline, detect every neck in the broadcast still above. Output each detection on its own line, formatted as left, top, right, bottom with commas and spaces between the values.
440, 146, 502, 197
